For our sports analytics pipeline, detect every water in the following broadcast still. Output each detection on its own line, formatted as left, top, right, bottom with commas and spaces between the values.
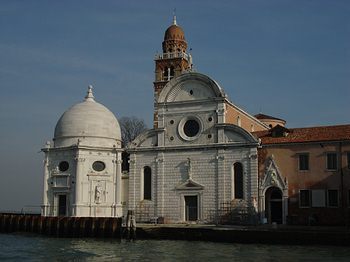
1, 233, 350, 261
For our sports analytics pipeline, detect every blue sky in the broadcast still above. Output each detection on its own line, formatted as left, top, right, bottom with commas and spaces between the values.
0, 0, 349, 211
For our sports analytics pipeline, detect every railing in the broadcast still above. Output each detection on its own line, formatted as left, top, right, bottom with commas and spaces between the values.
155, 52, 189, 61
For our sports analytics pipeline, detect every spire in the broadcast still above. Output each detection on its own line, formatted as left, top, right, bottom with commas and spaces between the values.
173, 9, 177, 25
85, 85, 95, 102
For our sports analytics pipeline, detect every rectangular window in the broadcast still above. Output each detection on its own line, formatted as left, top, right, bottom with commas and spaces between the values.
347, 152, 350, 169
312, 190, 326, 207
326, 153, 337, 170
299, 154, 309, 171
327, 190, 338, 207
299, 190, 310, 208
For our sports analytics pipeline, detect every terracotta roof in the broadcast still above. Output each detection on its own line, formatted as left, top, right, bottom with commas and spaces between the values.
254, 113, 285, 122
253, 124, 350, 144
164, 24, 185, 41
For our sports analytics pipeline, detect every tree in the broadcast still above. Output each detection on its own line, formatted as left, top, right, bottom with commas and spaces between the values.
119, 116, 148, 147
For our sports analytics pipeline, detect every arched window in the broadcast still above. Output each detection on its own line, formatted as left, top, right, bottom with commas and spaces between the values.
234, 162, 243, 199
143, 166, 152, 200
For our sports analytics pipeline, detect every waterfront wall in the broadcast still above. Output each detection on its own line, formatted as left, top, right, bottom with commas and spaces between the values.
0, 214, 122, 238
136, 225, 350, 246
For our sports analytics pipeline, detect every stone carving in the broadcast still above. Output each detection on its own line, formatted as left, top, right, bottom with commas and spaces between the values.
95, 185, 102, 203
187, 158, 192, 180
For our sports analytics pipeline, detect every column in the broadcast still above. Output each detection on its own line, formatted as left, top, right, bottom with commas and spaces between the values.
42, 153, 49, 216
74, 153, 85, 216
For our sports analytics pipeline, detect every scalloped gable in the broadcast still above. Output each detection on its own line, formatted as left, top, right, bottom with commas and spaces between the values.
158, 72, 226, 103
218, 124, 259, 144
127, 129, 157, 148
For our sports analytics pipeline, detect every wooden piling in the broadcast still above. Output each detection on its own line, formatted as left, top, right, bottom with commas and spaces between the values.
0, 213, 122, 239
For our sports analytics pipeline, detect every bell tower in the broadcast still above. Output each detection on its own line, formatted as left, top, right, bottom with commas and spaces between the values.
153, 15, 193, 127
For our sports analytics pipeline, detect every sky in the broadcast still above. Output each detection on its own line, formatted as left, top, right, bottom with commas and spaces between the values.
0, 0, 349, 211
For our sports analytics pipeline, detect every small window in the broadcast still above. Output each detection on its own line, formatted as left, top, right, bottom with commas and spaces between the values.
58, 161, 69, 172
299, 190, 310, 208
347, 152, 350, 169
143, 166, 152, 200
327, 190, 338, 207
299, 154, 309, 171
92, 161, 106, 172
327, 153, 337, 170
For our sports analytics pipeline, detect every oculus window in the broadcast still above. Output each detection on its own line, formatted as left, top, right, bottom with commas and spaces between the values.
178, 116, 202, 141
92, 161, 106, 172
183, 119, 200, 137
58, 161, 69, 172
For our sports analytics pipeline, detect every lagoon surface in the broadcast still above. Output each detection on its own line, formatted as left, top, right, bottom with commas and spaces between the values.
1, 233, 350, 261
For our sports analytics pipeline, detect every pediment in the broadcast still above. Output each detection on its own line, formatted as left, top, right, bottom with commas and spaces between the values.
175, 179, 204, 190
261, 155, 288, 190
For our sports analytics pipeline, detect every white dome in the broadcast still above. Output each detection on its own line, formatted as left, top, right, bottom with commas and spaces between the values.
54, 87, 121, 148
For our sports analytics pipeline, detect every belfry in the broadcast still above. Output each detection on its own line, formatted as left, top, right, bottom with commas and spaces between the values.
153, 16, 193, 127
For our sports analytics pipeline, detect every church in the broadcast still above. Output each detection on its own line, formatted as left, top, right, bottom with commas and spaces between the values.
41, 17, 350, 225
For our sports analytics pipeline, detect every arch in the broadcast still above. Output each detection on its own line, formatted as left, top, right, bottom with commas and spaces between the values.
233, 162, 243, 199
265, 187, 283, 224
143, 166, 152, 200
158, 72, 226, 103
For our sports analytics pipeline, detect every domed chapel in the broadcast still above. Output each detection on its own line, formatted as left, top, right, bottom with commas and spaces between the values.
42, 16, 350, 225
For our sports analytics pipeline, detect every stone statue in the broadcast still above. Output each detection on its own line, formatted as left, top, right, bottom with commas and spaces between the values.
187, 158, 192, 180
95, 185, 102, 203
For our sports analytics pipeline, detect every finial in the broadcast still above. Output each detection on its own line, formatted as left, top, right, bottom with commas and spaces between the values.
85, 85, 95, 101
173, 8, 177, 25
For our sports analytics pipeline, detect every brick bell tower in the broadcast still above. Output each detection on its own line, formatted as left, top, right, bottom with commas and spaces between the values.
153, 15, 193, 127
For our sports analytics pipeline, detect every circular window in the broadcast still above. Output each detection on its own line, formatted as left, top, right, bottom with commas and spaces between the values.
208, 134, 212, 139
58, 161, 69, 172
178, 116, 202, 141
92, 161, 106, 172
170, 120, 174, 125
170, 136, 174, 141
208, 117, 213, 122
183, 120, 200, 137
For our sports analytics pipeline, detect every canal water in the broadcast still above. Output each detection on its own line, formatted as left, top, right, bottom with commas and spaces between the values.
1, 233, 350, 261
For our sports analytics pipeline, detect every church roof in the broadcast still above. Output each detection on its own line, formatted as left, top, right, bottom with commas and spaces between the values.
164, 15, 185, 41
254, 113, 285, 122
253, 124, 350, 144
54, 86, 121, 147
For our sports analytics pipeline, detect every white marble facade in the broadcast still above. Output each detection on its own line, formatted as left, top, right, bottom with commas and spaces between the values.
42, 87, 123, 217
127, 73, 260, 223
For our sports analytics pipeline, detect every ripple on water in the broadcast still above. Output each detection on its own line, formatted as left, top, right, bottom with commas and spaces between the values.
1, 233, 350, 261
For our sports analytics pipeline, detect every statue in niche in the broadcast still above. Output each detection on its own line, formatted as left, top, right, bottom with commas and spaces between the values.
95, 185, 102, 203
270, 170, 277, 185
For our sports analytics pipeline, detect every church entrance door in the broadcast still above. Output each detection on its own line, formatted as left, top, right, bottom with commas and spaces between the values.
265, 187, 282, 224
185, 196, 198, 221
58, 195, 67, 216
